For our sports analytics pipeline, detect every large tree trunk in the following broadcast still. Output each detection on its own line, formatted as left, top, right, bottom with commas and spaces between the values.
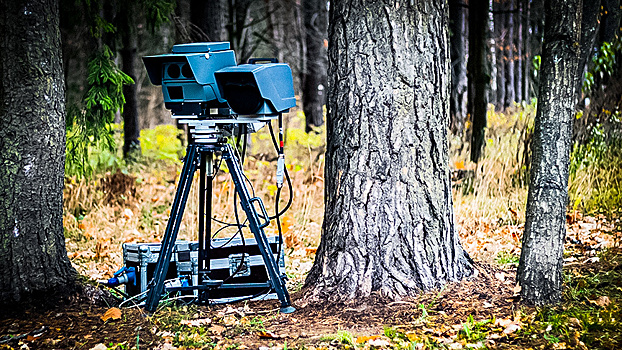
517, 0, 582, 306
449, 0, 468, 135
301, 0, 327, 132
120, 6, 141, 159
0, 0, 77, 305
305, 1, 474, 302
468, 0, 490, 163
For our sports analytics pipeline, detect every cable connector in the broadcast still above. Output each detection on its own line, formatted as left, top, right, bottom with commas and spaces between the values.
276, 154, 285, 188
100, 266, 136, 287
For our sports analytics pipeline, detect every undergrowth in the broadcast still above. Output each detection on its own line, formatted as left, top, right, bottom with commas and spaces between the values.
569, 126, 622, 220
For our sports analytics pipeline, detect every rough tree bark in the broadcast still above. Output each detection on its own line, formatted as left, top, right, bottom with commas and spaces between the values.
304, 0, 474, 302
0, 0, 77, 305
517, 0, 582, 306
301, 0, 327, 132
468, 0, 490, 163
449, 0, 468, 135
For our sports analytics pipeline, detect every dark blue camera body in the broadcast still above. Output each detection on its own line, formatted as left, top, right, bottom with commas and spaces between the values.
215, 63, 296, 116
143, 42, 236, 116
143, 42, 296, 117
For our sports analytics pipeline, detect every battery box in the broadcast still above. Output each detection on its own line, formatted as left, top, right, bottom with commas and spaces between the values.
123, 236, 284, 302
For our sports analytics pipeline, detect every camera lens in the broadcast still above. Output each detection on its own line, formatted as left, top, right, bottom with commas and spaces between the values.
181, 63, 194, 79
167, 64, 180, 79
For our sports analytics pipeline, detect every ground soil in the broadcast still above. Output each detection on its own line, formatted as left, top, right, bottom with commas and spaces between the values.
0, 262, 524, 350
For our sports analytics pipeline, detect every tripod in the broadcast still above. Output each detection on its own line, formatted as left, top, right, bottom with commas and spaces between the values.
144, 140, 295, 313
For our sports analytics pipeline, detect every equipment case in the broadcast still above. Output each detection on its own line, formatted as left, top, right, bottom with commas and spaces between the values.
123, 236, 284, 302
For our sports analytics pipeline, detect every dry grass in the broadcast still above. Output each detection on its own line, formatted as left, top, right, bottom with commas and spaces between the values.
64, 102, 619, 284
63, 110, 324, 284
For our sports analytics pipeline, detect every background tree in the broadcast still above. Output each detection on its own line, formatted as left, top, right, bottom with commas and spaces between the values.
0, 0, 77, 305
449, 0, 468, 134
305, 0, 474, 301
191, 0, 225, 41
517, 0, 582, 305
119, 2, 141, 158
467, 0, 490, 163
301, 0, 328, 132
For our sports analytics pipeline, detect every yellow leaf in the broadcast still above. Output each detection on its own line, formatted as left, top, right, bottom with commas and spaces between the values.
454, 160, 465, 170
355, 335, 380, 344
257, 330, 280, 339
101, 307, 122, 322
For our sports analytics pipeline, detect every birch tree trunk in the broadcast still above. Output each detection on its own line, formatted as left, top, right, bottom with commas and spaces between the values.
517, 0, 582, 305
305, 0, 474, 302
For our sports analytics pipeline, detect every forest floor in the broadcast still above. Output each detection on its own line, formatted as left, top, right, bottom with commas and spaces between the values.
2, 110, 622, 349
1, 212, 620, 350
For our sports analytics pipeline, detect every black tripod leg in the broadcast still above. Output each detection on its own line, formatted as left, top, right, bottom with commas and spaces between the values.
198, 151, 213, 303
222, 144, 295, 313
145, 144, 200, 313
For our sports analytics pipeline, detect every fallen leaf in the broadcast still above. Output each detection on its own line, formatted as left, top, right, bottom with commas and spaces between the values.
569, 317, 582, 329
494, 272, 506, 282
257, 331, 280, 339
513, 284, 522, 295
101, 307, 122, 322
368, 338, 391, 347
356, 335, 380, 344
180, 318, 211, 327
589, 295, 611, 307
222, 315, 238, 326
209, 325, 226, 335
90, 344, 108, 350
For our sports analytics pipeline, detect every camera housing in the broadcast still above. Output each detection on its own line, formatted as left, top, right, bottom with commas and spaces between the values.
142, 42, 236, 116
215, 63, 296, 116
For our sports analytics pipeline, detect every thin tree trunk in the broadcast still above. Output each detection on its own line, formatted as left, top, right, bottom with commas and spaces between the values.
305, 0, 473, 302
0, 0, 77, 305
505, 0, 516, 108
191, 0, 225, 41
120, 7, 141, 159
468, 0, 491, 163
495, 1, 506, 109
517, 0, 582, 306
522, 0, 530, 101
599, 0, 621, 44
515, 0, 523, 103
575, 0, 601, 104
301, 0, 327, 132
449, 0, 468, 135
